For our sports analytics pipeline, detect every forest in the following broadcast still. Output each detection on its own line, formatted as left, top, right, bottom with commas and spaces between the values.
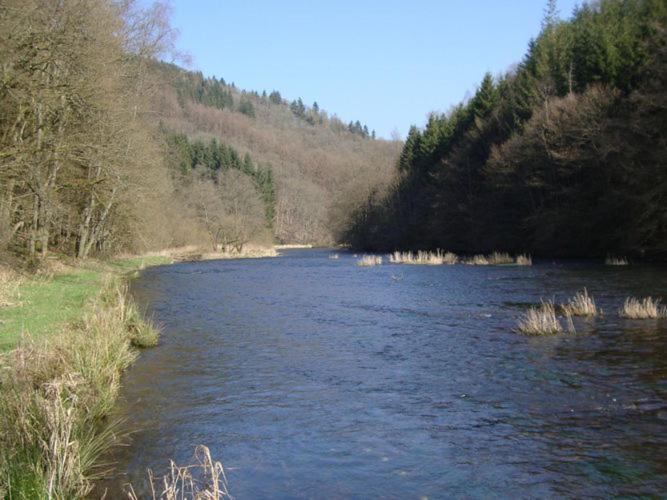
0, 0, 400, 264
345, 0, 667, 260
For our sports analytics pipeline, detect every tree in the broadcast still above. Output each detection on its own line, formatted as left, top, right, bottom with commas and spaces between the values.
238, 98, 256, 118
269, 90, 282, 104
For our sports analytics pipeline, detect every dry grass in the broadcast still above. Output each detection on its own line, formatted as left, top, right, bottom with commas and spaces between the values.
128, 445, 231, 500
275, 243, 313, 249
561, 288, 598, 317
619, 297, 667, 319
357, 255, 383, 266
0, 276, 159, 498
516, 301, 563, 335
0, 265, 22, 308
465, 252, 531, 266
516, 254, 532, 266
487, 252, 514, 265
465, 255, 490, 266
605, 256, 629, 266
389, 250, 458, 265
328, 253, 340, 260
176, 244, 279, 262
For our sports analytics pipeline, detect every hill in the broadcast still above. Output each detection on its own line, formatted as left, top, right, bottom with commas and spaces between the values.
153, 62, 401, 245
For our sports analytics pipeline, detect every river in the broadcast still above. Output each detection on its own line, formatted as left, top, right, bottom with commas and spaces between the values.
108, 249, 667, 498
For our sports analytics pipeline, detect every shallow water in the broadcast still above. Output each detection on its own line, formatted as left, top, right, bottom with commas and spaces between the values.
109, 249, 667, 498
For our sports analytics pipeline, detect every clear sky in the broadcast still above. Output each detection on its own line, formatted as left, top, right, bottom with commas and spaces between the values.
166, 0, 581, 139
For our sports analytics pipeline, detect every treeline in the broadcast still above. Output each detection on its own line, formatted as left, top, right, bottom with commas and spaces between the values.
346, 0, 667, 259
162, 63, 376, 139
164, 132, 276, 226
0, 0, 278, 262
0, 0, 182, 260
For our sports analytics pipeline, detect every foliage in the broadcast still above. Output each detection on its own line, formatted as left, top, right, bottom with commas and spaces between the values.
164, 132, 276, 228
345, 0, 667, 260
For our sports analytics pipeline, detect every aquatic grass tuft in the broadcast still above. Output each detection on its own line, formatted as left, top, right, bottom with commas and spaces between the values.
127, 445, 231, 500
561, 288, 598, 317
516, 301, 563, 335
465, 255, 490, 266
389, 250, 458, 265
328, 253, 340, 260
516, 254, 532, 266
357, 255, 383, 266
487, 252, 514, 265
605, 256, 629, 266
619, 297, 666, 319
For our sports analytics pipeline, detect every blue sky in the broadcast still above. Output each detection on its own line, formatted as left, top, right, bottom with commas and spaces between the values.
167, 0, 581, 139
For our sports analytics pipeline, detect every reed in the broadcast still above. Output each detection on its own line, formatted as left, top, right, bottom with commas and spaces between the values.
516, 254, 532, 266
605, 256, 629, 266
389, 250, 458, 265
487, 252, 514, 265
128, 445, 231, 500
328, 253, 340, 260
357, 255, 383, 266
465, 255, 490, 265
516, 301, 563, 335
561, 288, 598, 317
619, 297, 666, 319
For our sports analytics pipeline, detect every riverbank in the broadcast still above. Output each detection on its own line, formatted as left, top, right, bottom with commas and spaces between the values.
0, 255, 170, 498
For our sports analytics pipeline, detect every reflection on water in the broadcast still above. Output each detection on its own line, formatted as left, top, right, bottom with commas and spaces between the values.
107, 250, 667, 497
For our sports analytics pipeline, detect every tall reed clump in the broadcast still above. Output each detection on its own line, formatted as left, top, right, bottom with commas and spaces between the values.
516, 301, 563, 335
561, 289, 598, 317
0, 276, 159, 499
516, 254, 532, 266
487, 252, 514, 265
605, 256, 629, 266
389, 250, 458, 265
465, 255, 490, 265
619, 297, 667, 319
357, 255, 383, 266
127, 445, 231, 500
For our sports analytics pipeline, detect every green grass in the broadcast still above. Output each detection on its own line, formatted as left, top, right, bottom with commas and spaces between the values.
107, 255, 171, 273
0, 255, 171, 352
0, 255, 171, 498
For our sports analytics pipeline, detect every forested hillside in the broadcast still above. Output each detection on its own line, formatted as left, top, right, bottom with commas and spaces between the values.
346, 0, 667, 260
0, 0, 400, 263
154, 62, 400, 244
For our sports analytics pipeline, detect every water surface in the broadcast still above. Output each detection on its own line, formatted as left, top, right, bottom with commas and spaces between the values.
110, 249, 667, 498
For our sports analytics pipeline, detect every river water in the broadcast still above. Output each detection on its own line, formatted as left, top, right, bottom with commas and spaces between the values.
109, 249, 667, 498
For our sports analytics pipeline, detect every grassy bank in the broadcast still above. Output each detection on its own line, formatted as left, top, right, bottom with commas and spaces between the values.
0, 255, 170, 498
